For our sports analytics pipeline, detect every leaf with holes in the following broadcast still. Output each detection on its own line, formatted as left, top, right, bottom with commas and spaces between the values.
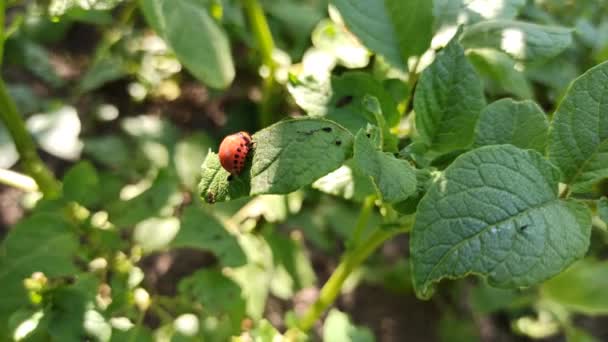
548, 60, 608, 193
411, 145, 591, 299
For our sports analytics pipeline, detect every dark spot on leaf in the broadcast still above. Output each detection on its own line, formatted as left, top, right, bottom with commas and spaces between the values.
322, 127, 332, 132
366, 133, 371, 138
335, 140, 342, 146
335, 95, 354, 108
519, 224, 529, 232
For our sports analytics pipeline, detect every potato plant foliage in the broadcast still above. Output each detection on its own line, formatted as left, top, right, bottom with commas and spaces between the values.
1, 0, 608, 341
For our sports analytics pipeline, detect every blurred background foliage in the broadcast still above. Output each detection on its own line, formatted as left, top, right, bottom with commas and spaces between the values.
0, 0, 608, 341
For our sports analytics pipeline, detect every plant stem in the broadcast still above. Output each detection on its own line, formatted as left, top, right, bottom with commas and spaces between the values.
0, 7, 61, 197
242, 0, 277, 128
0, 0, 5, 67
296, 225, 406, 332
348, 195, 375, 249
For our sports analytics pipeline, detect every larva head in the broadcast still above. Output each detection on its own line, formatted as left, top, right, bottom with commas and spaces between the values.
218, 131, 252, 175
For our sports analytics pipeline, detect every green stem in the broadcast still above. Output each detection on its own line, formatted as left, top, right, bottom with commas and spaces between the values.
0, 0, 5, 67
242, 0, 277, 128
296, 226, 406, 332
0, 6, 61, 197
348, 196, 375, 249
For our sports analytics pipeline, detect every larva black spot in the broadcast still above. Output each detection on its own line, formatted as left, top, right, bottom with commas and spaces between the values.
335, 140, 342, 146
227, 175, 233, 181
322, 127, 332, 132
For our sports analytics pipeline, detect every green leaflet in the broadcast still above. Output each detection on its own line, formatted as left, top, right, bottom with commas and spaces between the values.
474, 98, 549, 153
353, 130, 417, 203
414, 37, 486, 153
62, 161, 100, 207
140, 0, 235, 89
548, 60, 608, 193
330, 0, 433, 69
460, 20, 573, 61
467, 48, 533, 99
172, 205, 246, 267
411, 145, 591, 299
0, 214, 79, 337
542, 259, 608, 315
199, 118, 353, 202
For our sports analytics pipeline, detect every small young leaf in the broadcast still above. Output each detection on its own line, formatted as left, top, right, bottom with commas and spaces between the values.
62, 161, 100, 207
414, 37, 486, 153
198, 151, 251, 203
140, 0, 235, 89
460, 20, 573, 61
474, 98, 549, 152
353, 130, 416, 203
542, 259, 608, 315
411, 145, 591, 299
548, 60, 608, 193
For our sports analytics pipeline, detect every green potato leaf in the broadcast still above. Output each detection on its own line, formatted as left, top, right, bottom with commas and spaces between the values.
331, 0, 433, 68
414, 37, 486, 153
353, 130, 417, 203
140, 0, 235, 89
474, 98, 549, 152
172, 205, 246, 267
199, 118, 354, 203
411, 145, 591, 299
548, 60, 608, 193
0, 214, 79, 336
288, 71, 400, 129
